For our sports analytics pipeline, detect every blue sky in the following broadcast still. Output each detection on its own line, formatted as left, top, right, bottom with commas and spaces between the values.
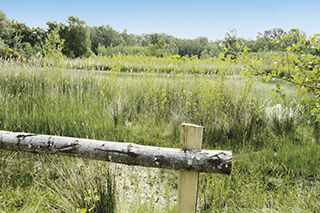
1, 0, 319, 41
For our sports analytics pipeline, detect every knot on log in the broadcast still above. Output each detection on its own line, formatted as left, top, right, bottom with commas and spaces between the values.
208, 152, 232, 175
127, 144, 139, 158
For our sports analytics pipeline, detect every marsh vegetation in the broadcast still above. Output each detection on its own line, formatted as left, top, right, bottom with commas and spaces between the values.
1, 9, 320, 212
0, 56, 319, 212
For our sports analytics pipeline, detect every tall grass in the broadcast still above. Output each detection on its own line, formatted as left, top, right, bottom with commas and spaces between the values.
0, 67, 276, 148
0, 151, 116, 212
0, 62, 319, 212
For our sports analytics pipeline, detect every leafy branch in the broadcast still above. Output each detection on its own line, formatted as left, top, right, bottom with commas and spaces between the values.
222, 30, 320, 120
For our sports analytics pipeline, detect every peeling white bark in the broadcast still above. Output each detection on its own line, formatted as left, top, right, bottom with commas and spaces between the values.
0, 131, 232, 175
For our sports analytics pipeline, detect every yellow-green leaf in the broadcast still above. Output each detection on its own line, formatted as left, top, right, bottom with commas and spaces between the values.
84, 197, 92, 201
265, 75, 271, 82
78, 209, 87, 213
256, 60, 263, 68
243, 46, 250, 52
288, 54, 296, 60
293, 75, 303, 83
275, 56, 282, 61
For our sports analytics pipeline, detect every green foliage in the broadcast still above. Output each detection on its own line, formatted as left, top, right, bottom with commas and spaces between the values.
0, 38, 6, 54
234, 30, 320, 121
62, 16, 92, 58
221, 27, 241, 50
0, 10, 6, 22
175, 36, 211, 57
90, 24, 127, 54
46, 16, 92, 58
0, 11, 43, 59
10, 20, 45, 48
0, 47, 20, 59
41, 23, 64, 73
22, 42, 41, 60
120, 29, 137, 46
2, 10, 318, 61
0, 10, 13, 44
147, 38, 177, 57
170, 54, 181, 59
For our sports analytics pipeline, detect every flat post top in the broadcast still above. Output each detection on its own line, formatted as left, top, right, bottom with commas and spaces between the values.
180, 123, 204, 150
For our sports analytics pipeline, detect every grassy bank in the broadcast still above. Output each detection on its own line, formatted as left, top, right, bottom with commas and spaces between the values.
13, 51, 286, 75
0, 63, 319, 212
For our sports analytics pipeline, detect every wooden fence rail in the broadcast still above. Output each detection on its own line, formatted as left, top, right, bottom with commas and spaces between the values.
0, 123, 232, 212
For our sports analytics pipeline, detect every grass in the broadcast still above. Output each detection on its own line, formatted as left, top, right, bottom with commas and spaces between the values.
0, 58, 319, 212
60, 51, 285, 76
0, 151, 116, 212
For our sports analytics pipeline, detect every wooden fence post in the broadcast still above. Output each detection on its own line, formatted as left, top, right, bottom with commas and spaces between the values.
178, 123, 204, 213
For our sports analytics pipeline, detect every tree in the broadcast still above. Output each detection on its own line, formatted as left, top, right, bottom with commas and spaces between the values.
42, 23, 64, 72
0, 37, 5, 49
90, 25, 123, 54
0, 10, 13, 46
174, 37, 209, 57
136, 33, 175, 47
47, 16, 92, 58
220, 27, 248, 58
0, 10, 6, 22
222, 27, 239, 49
120, 29, 137, 46
61, 16, 92, 58
10, 20, 45, 47
150, 33, 160, 45
257, 28, 285, 51
147, 38, 177, 57
264, 27, 285, 40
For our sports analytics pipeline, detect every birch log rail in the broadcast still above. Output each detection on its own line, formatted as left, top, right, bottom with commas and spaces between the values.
0, 130, 232, 175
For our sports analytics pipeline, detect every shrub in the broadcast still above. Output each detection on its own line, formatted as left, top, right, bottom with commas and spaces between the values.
0, 47, 20, 59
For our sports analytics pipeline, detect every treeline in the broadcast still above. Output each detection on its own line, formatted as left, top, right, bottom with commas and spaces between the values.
0, 10, 319, 60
